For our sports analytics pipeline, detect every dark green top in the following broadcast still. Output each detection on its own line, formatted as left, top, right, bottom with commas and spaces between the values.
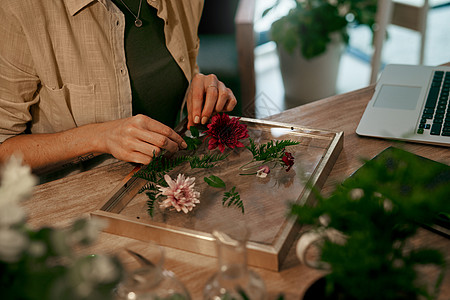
113, 0, 188, 127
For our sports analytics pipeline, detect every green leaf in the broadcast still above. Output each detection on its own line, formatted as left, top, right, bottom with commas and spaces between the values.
145, 187, 159, 218
189, 126, 200, 138
222, 186, 244, 214
147, 198, 156, 218
134, 155, 190, 184
183, 135, 202, 151
183, 126, 202, 150
204, 175, 226, 189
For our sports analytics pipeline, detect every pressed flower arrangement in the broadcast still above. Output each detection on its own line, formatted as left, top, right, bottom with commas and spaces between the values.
134, 114, 300, 217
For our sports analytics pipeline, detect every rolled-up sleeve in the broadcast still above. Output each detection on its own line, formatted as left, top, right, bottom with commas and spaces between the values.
0, 5, 40, 143
0, 0, 204, 143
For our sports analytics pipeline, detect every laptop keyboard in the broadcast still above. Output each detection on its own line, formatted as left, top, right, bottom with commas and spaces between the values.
418, 71, 450, 136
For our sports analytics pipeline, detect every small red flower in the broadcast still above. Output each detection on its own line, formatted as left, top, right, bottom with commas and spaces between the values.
281, 152, 294, 171
205, 114, 249, 153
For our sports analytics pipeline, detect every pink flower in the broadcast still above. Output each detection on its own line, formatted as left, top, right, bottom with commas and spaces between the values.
204, 114, 249, 153
256, 165, 270, 178
281, 152, 294, 172
157, 174, 200, 213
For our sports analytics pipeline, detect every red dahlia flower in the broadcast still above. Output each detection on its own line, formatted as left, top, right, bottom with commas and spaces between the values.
282, 152, 294, 171
205, 114, 249, 153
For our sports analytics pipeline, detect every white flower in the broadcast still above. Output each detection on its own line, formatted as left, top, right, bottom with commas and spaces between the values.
69, 217, 108, 245
325, 228, 348, 246
28, 241, 46, 257
0, 155, 37, 227
0, 156, 36, 262
76, 255, 121, 297
0, 203, 26, 226
319, 214, 331, 227
0, 155, 37, 205
349, 188, 364, 201
0, 228, 28, 262
83, 217, 108, 242
85, 255, 120, 283
158, 174, 200, 213
383, 199, 394, 212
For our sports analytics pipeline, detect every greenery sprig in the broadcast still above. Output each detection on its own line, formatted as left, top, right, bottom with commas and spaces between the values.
134, 154, 189, 186
204, 175, 244, 212
222, 187, 244, 214
246, 138, 299, 162
189, 153, 229, 169
183, 126, 202, 150
141, 183, 160, 218
136, 152, 227, 192
239, 138, 300, 175
289, 147, 448, 299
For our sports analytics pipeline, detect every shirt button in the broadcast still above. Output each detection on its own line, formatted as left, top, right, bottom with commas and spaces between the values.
179, 56, 185, 63
120, 68, 126, 76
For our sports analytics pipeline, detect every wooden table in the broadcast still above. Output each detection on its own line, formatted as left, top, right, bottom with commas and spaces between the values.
27, 84, 450, 299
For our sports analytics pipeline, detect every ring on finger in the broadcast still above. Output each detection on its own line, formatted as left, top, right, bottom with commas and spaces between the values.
207, 84, 218, 89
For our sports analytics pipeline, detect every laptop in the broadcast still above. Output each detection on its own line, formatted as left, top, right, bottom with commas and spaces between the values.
356, 64, 450, 147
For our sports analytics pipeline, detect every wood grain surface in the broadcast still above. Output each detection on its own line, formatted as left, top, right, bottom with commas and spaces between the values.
26, 81, 450, 299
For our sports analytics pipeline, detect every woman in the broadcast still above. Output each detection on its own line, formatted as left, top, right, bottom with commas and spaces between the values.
0, 0, 236, 171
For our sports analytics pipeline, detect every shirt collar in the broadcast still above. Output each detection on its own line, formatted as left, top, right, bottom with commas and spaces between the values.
64, 0, 103, 16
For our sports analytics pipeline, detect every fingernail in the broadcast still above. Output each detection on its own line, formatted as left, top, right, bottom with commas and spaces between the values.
201, 116, 208, 124
194, 116, 200, 123
181, 141, 187, 149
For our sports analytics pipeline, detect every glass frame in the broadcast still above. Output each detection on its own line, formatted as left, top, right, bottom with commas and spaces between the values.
91, 117, 343, 271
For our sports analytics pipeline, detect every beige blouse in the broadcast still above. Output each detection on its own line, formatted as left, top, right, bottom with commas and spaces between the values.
0, 0, 202, 143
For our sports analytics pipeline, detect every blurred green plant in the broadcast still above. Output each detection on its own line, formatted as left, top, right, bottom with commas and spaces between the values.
0, 156, 124, 300
265, 0, 378, 59
290, 147, 449, 299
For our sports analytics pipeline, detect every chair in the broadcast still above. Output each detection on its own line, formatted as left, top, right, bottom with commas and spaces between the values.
197, 0, 257, 117
370, 0, 429, 84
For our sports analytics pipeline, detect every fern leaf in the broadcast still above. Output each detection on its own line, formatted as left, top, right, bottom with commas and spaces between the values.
246, 138, 258, 156
134, 155, 190, 185
145, 189, 159, 218
147, 199, 155, 218
246, 139, 300, 162
222, 186, 244, 214
189, 126, 200, 138
190, 153, 228, 169
139, 182, 159, 194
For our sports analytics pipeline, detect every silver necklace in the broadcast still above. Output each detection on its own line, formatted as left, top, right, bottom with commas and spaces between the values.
117, 0, 143, 27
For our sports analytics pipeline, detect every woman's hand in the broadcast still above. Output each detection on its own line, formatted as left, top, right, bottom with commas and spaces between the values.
98, 114, 187, 165
0, 115, 187, 171
186, 73, 237, 129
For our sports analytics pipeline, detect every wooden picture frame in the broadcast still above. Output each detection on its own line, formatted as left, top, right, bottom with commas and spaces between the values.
91, 117, 343, 271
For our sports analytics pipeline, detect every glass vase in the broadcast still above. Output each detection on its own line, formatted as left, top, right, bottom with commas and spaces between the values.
203, 229, 266, 300
115, 241, 191, 300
